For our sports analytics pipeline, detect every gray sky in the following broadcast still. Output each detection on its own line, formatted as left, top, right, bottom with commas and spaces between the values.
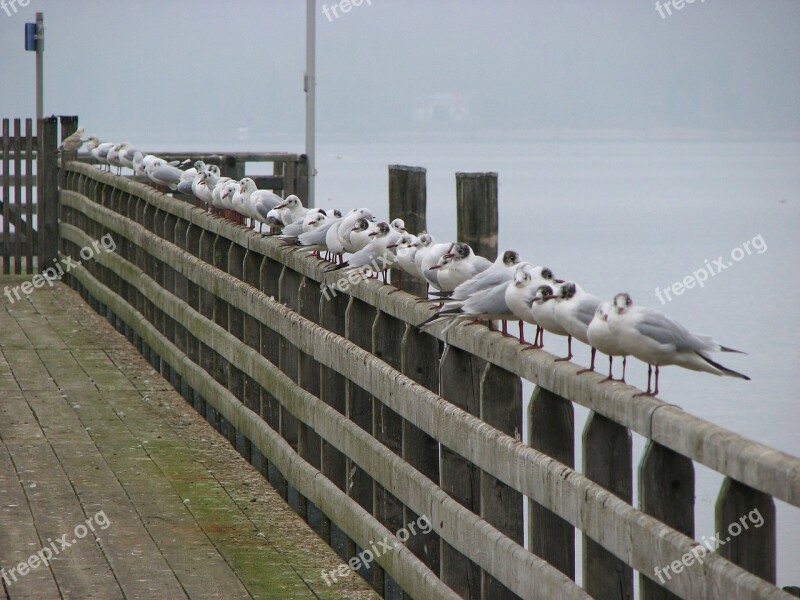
1, 0, 798, 146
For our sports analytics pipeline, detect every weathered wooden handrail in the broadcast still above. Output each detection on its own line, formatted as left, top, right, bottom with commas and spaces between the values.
57, 160, 799, 600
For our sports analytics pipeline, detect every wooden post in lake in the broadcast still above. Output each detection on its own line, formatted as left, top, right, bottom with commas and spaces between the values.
388, 165, 427, 296
456, 171, 498, 261
37, 116, 58, 269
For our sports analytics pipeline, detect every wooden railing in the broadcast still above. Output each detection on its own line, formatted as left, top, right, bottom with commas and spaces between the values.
57, 160, 799, 600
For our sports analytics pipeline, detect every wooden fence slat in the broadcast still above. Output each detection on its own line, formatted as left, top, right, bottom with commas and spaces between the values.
715, 478, 776, 584
582, 412, 633, 600
480, 363, 524, 600
528, 386, 576, 580
2, 119, 9, 274
439, 344, 483, 599
639, 442, 695, 600
13, 119, 22, 274
38, 117, 59, 270
25, 118, 34, 273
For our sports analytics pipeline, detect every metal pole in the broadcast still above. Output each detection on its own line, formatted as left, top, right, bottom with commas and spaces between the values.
305, 0, 316, 207
36, 12, 43, 127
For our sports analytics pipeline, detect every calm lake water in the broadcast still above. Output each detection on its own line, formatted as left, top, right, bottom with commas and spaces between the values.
150, 135, 800, 587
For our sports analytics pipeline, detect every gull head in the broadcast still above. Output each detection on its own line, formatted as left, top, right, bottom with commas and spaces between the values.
502, 250, 521, 267
613, 292, 633, 315
530, 284, 557, 306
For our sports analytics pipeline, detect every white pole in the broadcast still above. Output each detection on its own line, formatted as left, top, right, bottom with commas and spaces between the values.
36, 12, 43, 128
305, 0, 316, 207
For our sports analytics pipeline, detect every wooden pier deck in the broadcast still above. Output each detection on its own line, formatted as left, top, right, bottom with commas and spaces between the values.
0, 275, 377, 600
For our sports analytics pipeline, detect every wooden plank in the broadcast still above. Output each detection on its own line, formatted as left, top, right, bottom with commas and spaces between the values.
388, 165, 427, 296
400, 324, 441, 575
2, 119, 9, 275
25, 119, 34, 274
37, 117, 58, 269
528, 386, 575, 580
639, 442, 694, 600
582, 412, 633, 600
480, 363, 524, 600
715, 478, 776, 584
456, 171, 498, 261
0, 393, 124, 599
0, 435, 62, 598
13, 119, 21, 275
439, 344, 482, 599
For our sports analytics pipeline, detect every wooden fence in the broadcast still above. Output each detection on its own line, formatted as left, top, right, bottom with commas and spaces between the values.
54, 157, 799, 600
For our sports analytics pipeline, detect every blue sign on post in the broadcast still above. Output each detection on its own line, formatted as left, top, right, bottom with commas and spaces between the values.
24, 22, 37, 51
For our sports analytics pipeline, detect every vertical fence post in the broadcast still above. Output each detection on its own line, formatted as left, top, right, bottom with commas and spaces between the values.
388, 165, 427, 296
582, 412, 633, 599
479, 364, 524, 599
2, 119, 9, 274
715, 478, 776, 584
37, 116, 58, 269
456, 171, 498, 261
439, 345, 483, 599
528, 386, 576, 580
296, 155, 310, 207
639, 441, 694, 600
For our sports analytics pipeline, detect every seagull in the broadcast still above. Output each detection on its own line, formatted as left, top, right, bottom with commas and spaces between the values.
145, 159, 183, 190
433, 242, 492, 294
586, 302, 628, 383
58, 127, 85, 152
414, 234, 454, 294
419, 277, 514, 334
504, 263, 559, 346
441, 250, 523, 302
553, 281, 603, 366
327, 221, 397, 281
528, 283, 569, 354
606, 292, 749, 396
90, 139, 116, 170
273, 195, 309, 226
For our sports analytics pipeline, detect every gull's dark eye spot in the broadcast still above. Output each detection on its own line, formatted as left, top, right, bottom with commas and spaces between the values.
541, 268, 553, 280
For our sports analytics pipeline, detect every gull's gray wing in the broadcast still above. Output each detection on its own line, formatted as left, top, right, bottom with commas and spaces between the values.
453, 267, 511, 299
576, 295, 603, 327
635, 309, 711, 352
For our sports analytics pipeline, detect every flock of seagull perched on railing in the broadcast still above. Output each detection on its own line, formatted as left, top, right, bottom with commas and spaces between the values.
62, 128, 750, 397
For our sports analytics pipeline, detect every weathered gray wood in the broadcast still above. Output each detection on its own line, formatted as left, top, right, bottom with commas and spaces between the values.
528, 386, 575, 580
278, 265, 301, 451
456, 171, 498, 262
715, 478, 776, 584
319, 291, 349, 500
401, 324, 441, 575
439, 344, 483, 599
480, 363, 524, 600
25, 118, 35, 272
297, 277, 322, 471
345, 297, 376, 514
38, 117, 59, 268
639, 441, 694, 600
582, 412, 633, 600
371, 311, 406, 592
2, 119, 10, 274
388, 165, 427, 296
13, 119, 22, 274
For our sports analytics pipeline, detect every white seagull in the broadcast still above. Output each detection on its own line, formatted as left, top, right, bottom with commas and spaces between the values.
606, 292, 749, 396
